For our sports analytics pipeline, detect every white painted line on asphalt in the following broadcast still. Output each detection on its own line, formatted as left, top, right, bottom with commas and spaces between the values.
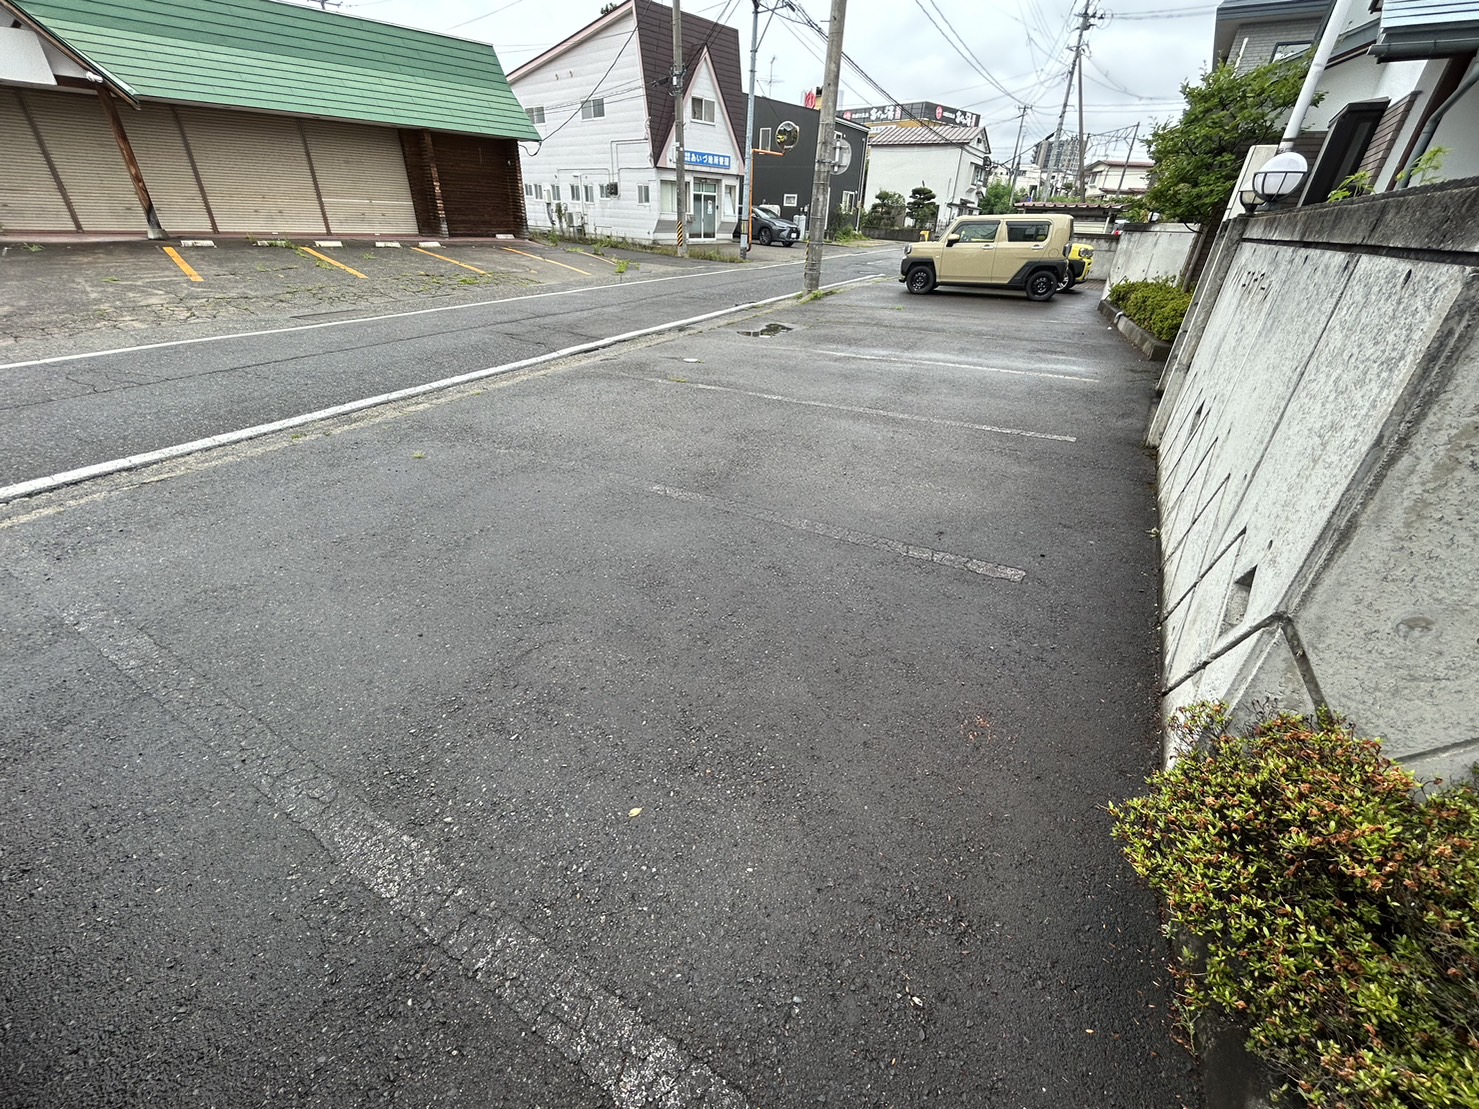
6, 560, 752, 1109
0, 277, 879, 504
647, 377, 1076, 443
0, 258, 860, 372
809, 349, 1096, 383
644, 482, 1027, 582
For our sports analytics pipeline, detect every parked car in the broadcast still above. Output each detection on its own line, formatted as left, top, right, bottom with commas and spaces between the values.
1060, 243, 1094, 291
733, 206, 801, 247
898, 213, 1074, 301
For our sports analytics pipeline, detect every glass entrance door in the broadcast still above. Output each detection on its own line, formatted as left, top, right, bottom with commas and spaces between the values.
691, 178, 718, 239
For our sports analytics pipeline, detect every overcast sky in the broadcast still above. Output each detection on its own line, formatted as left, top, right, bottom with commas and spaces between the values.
313, 0, 1218, 164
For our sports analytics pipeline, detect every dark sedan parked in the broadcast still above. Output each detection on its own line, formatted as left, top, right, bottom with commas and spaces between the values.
733, 207, 801, 247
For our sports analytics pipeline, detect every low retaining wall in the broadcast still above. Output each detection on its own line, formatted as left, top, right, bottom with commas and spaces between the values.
1151, 178, 1479, 784
1097, 297, 1171, 360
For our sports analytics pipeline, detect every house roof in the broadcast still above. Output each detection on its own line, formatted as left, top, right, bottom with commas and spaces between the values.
6, 0, 540, 140
632, 0, 744, 167
1372, 0, 1479, 59
867, 123, 984, 147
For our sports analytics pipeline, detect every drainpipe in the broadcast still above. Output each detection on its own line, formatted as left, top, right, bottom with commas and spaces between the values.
1277, 0, 1357, 152
1396, 66, 1479, 186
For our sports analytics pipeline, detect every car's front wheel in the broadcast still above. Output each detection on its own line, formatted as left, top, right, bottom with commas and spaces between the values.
1058, 271, 1077, 292
1025, 270, 1059, 301
757, 227, 773, 246
905, 265, 936, 294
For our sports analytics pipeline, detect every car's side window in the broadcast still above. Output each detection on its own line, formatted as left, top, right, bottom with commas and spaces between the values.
1006, 221, 1051, 243
957, 221, 998, 243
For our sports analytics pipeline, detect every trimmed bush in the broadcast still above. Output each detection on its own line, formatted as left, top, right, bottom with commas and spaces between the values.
1108, 278, 1194, 342
1111, 704, 1479, 1108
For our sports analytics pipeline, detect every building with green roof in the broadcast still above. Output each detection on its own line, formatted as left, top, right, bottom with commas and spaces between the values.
0, 0, 539, 236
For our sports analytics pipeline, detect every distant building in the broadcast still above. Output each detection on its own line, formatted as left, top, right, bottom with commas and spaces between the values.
861, 123, 991, 225
1083, 159, 1154, 197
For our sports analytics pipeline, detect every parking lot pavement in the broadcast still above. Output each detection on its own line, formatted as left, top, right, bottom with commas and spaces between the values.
0, 276, 1195, 1107
0, 236, 707, 350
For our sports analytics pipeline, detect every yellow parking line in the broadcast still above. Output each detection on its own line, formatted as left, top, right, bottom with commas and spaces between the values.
570, 248, 621, 267
501, 245, 592, 276
161, 245, 203, 282
411, 246, 489, 274
299, 246, 368, 279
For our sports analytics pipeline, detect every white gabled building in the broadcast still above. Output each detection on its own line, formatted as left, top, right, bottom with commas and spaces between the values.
508, 0, 747, 245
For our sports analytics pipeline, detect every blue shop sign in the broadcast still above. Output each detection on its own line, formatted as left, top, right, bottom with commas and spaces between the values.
684, 150, 731, 170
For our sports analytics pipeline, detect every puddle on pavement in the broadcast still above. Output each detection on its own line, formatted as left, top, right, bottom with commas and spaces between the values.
737, 322, 793, 338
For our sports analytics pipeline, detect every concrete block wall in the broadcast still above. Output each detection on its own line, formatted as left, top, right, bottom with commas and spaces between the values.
1102, 223, 1197, 289
1153, 179, 1479, 783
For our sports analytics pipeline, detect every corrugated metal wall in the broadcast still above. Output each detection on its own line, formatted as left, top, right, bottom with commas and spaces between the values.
0, 88, 422, 235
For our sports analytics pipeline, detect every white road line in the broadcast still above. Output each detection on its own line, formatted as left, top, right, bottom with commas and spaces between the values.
5, 557, 751, 1109
0, 251, 894, 372
647, 377, 1076, 443
0, 278, 879, 504
810, 349, 1096, 382
644, 483, 1027, 582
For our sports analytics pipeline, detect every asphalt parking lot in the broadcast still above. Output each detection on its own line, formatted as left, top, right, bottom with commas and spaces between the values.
0, 271, 1196, 1107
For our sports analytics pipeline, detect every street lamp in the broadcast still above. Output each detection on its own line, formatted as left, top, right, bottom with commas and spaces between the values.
1251, 151, 1309, 206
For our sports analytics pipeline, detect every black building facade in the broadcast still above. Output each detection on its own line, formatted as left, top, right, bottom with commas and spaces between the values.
745, 96, 868, 233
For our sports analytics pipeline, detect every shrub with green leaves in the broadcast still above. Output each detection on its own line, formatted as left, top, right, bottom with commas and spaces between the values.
1111, 704, 1479, 1108
1108, 278, 1193, 342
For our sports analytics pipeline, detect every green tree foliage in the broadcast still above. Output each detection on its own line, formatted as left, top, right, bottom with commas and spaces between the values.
905, 185, 938, 228
861, 190, 905, 230
979, 180, 1017, 214
1142, 59, 1310, 225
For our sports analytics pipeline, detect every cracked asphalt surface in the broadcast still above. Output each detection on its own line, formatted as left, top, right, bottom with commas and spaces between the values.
0, 249, 1199, 1108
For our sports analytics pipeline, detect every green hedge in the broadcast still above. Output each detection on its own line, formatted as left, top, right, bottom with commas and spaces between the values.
1108, 278, 1193, 342
1111, 704, 1479, 1108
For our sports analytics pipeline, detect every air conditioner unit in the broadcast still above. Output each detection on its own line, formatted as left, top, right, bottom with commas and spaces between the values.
604, 182, 619, 197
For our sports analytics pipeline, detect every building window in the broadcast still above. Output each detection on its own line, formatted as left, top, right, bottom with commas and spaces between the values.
840, 190, 856, 210
759, 127, 772, 151
723, 183, 736, 217
524, 183, 534, 197
584, 185, 595, 203
551, 185, 561, 202
660, 180, 677, 215
525, 106, 545, 125
783, 193, 798, 207
637, 184, 652, 204
691, 96, 716, 124
532, 183, 544, 199
1270, 40, 1311, 63
571, 179, 580, 201
581, 98, 605, 119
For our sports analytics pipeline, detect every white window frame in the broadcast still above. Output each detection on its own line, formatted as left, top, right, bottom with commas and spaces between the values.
532, 183, 544, 199
783, 193, 798, 207
637, 184, 652, 205
525, 106, 545, 125
584, 185, 595, 203
840, 190, 856, 210
759, 126, 771, 151
581, 98, 605, 120
551, 185, 561, 202
690, 96, 716, 124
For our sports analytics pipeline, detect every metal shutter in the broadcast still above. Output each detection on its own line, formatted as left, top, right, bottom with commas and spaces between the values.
301, 119, 416, 235
175, 106, 327, 233
17, 89, 140, 231
0, 88, 76, 230
117, 104, 216, 234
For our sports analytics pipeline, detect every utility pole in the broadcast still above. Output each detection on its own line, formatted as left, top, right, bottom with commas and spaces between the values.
802, 0, 847, 294
1076, 42, 1087, 200
671, 0, 688, 257
1006, 104, 1028, 205
1045, 4, 1097, 198
740, 0, 760, 257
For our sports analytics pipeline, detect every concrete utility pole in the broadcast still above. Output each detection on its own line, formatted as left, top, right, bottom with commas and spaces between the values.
672, 0, 688, 257
1006, 104, 1028, 203
740, 0, 760, 257
802, 0, 846, 294
1076, 40, 1087, 200
1046, 4, 1097, 197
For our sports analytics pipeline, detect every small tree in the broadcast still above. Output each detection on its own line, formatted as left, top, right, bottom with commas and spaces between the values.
979, 181, 1016, 214
861, 190, 906, 230
906, 185, 938, 228
1142, 58, 1310, 227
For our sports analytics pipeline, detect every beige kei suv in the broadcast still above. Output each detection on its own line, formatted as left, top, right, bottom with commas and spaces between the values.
898, 213, 1075, 301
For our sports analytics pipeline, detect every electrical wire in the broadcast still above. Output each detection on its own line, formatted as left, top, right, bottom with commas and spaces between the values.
522, 19, 641, 154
